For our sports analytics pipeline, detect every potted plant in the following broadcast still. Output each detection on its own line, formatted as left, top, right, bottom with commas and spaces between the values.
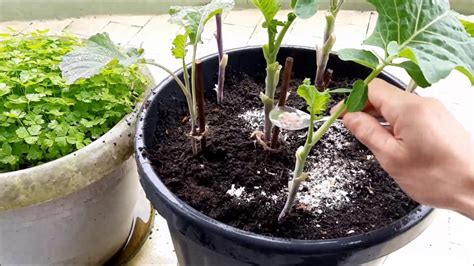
63, 0, 473, 265
0, 30, 154, 264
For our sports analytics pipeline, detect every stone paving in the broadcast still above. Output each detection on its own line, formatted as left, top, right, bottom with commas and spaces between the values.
1, 10, 473, 266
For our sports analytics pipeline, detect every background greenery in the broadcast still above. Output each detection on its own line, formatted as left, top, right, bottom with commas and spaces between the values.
0, 0, 472, 21
0, 31, 147, 171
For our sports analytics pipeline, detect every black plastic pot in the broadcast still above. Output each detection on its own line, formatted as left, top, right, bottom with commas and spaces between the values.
135, 46, 435, 266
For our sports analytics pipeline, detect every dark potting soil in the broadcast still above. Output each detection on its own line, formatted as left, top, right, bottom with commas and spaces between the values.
146, 69, 418, 240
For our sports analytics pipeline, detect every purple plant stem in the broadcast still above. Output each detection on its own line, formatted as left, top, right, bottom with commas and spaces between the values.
215, 13, 226, 104
270, 57, 294, 149
195, 60, 207, 152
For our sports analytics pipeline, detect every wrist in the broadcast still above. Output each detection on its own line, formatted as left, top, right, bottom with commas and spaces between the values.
451, 158, 474, 219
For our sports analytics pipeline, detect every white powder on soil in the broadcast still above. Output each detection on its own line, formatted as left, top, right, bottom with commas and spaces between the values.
234, 108, 375, 215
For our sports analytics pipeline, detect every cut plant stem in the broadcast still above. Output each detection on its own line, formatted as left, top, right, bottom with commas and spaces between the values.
271, 57, 294, 149
145, 59, 198, 153
261, 14, 296, 141
195, 60, 207, 153
279, 56, 393, 221
215, 13, 228, 104
263, 63, 282, 141
315, 0, 344, 89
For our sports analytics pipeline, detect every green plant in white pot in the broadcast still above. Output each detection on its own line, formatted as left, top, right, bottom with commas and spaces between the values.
0, 30, 154, 264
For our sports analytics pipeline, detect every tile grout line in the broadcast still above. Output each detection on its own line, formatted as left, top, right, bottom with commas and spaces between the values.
364, 11, 375, 40
246, 16, 264, 45
126, 15, 155, 46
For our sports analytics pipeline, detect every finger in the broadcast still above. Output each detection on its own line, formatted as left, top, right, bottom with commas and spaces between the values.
367, 78, 415, 123
330, 100, 346, 117
343, 111, 399, 156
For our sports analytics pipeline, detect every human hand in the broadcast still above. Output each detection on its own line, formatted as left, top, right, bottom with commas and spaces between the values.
336, 78, 474, 219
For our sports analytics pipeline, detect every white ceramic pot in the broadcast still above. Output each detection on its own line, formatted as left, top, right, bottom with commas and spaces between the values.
0, 69, 154, 264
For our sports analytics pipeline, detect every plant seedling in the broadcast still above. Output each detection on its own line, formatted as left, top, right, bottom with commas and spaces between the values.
275, 0, 474, 221
61, 0, 234, 155
315, 0, 344, 89
251, 0, 319, 144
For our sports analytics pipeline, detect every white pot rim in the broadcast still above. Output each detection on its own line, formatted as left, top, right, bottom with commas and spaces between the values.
0, 67, 154, 212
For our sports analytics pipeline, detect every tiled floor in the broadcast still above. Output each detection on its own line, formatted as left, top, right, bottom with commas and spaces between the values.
1, 10, 473, 266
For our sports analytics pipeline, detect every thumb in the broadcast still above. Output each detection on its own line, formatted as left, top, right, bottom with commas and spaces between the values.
343, 112, 399, 156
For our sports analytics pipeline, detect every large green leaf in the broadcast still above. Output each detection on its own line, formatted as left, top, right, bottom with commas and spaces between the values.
170, 0, 234, 45
293, 0, 319, 19
251, 0, 281, 23
365, 0, 474, 85
60, 33, 142, 84
337, 48, 380, 69
346, 79, 368, 112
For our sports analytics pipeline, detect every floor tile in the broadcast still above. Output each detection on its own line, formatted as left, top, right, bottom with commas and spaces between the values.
22, 19, 72, 34
63, 16, 111, 37
101, 21, 142, 45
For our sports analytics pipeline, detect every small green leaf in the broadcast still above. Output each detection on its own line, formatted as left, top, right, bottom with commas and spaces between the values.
397, 61, 430, 88
172, 34, 188, 59
387, 41, 399, 56
251, 0, 280, 23
337, 49, 380, 69
460, 18, 474, 37
28, 125, 42, 136
346, 79, 368, 112
16, 127, 30, 139
170, 0, 234, 45
293, 0, 319, 19
0, 155, 18, 165
0, 83, 11, 97
297, 78, 330, 116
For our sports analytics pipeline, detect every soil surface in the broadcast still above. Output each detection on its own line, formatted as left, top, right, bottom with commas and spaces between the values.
146, 69, 418, 240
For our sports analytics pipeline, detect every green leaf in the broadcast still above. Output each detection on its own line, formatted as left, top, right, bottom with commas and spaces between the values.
290, 0, 297, 9
346, 79, 368, 112
16, 127, 30, 139
172, 34, 188, 59
0, 83, 11, 97
170, 0, 234, 45
60, 33, 143, 84
0, 155, 18, 166
337, 49, 380, 69
270, 106, 311, 130
293, 0, 319, 19
297, 78, 330, 116
460, 19, 474, 37
28, 125, 42, 136
397, 61, 430, 88
387, 41, 399, 56
251, 0, 281, 23
0, 31, 147, 171
365, 0, 474, 85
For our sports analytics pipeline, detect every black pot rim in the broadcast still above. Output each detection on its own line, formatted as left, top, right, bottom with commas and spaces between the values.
135, 45, 434, 254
